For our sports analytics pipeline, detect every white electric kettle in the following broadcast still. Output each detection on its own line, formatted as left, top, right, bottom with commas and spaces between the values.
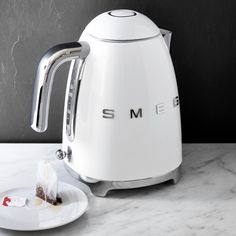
31, 9, 182, 196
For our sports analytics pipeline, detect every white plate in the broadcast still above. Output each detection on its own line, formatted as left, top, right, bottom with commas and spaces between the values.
0, 182, 88, 231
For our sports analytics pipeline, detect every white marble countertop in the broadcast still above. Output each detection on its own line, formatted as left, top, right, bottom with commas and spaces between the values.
0, 143, 236, 236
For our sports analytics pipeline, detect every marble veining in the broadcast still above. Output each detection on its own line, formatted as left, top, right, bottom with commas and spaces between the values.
0, 144, 236, 235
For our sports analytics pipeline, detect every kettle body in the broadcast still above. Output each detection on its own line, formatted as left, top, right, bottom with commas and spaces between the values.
31, 10, 182, 196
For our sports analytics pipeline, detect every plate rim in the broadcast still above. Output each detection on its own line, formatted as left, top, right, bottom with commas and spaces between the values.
0, 181, 89, 231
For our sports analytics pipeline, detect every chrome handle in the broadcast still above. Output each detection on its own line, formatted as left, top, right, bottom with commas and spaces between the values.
65, 58, 85, 141
160, 28, 172, 50
31, 41, 90, 132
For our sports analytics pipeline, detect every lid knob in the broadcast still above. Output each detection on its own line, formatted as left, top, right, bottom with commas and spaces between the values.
84, 9, 160, 41
108, 10, 137, 17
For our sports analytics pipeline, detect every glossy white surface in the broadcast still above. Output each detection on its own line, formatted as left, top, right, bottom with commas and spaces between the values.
63, 30, 181, 181
0, 182, 88, 231
1, 144, 236, 235
33, 9, 181, 184
84, 9, 160, 40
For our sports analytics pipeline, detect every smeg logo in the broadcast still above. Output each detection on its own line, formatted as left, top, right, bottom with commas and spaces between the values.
102, 96, 179, 119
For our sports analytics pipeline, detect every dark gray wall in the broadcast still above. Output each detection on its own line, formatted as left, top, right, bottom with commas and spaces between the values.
0, 0, 236, 142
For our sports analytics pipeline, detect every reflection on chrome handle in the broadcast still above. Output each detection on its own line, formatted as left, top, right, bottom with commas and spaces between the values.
65, 58, 85, 141
31, 41, 90, 133
160, 28, 172, 51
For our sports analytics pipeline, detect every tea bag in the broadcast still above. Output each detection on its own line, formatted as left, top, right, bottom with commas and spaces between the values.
36, 160, 62, 205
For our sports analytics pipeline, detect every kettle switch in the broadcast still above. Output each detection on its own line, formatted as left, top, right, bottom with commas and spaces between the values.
56, 149, 66, 160
56, 147, 72, 162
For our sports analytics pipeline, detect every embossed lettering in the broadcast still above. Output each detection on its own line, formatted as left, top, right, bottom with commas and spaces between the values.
103, 109, 115, 119
130, 108, 142, 119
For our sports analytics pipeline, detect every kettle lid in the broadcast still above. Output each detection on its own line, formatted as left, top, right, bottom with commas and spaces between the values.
84, 9, 160, 41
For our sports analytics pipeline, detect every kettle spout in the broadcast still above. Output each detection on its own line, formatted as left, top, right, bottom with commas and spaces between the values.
31, 42, 90, 132
160, 28, 172, 51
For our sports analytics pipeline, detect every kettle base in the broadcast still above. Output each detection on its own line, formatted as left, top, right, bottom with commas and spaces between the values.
64, 164, 181, 197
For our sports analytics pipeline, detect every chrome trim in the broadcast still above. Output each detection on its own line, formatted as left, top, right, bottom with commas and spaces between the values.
64, 163, 181, 197
31, 41, 90, 132
55, 149, 66, 160
56, 147, 72, 161
86, 33, 160, 43
108, 11, 137, 17
65, 58, 85, 141
80, 175, 99, 184
160, 28, 172, 50
86, 28, 172, 45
